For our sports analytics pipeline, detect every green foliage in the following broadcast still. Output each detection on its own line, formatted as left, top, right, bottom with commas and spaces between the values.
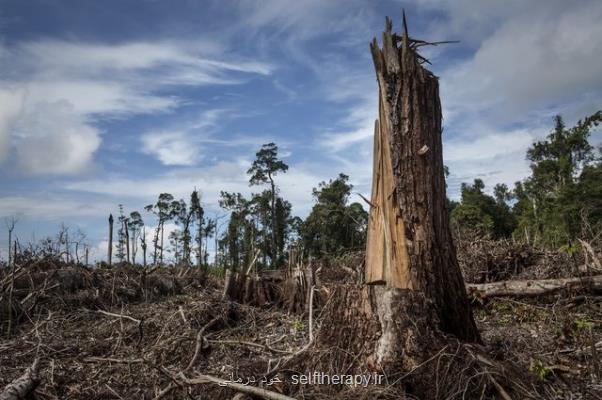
217, 187, 294, 271
292, 319, 305, 332
245, 143, 290, 268
558, 242, 578, 257
116, 204, 128, 262
247, 142, 289, 186
449, 111, 601, 247
450, 179, 516, 238
145, 193, 185, 264
300, 173, 368, 258
513, 111, 602, 246
530, 359, 553, 381
572, 317, 594, 340
128, 211, 144, 264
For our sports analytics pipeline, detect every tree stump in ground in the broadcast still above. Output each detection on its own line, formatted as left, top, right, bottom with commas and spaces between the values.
364, 15, 479, 343
222, 250, 282, 307
307, 15, 482, 397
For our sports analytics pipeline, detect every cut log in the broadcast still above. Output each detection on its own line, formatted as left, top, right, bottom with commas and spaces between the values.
0, 358, 40, 400
466, 274, 602, 299
365, 16, 479, 342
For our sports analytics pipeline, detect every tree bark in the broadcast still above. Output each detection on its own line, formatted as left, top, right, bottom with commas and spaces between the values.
160, 222, 165, 265
269, 174, 277, 268
365, 17, 479, 342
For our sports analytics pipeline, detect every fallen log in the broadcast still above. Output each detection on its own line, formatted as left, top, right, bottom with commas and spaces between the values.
0, 357, 40, 400
466, 275, 602, 299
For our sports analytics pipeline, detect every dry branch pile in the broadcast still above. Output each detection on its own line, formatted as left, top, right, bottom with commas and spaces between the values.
1, 249, 602, 399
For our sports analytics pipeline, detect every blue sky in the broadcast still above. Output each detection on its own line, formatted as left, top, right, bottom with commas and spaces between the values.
1, 0, 601, 261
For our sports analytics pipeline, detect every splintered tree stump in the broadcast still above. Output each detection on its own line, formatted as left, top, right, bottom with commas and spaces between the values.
283, 264, 316, 315
222, 251, 280, 307
364, 15, 479, 342
306, 15, 482, 398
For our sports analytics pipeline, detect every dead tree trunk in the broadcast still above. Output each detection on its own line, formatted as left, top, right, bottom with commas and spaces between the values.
124, 219, 130, 264
307, 18, 482, 393
142, 228, 147, 268
365, 16, 479, 342
108, 214, 113, 267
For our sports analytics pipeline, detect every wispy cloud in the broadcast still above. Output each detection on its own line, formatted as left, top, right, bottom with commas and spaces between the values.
0, 39, 272, 175
0, 195, 114, 219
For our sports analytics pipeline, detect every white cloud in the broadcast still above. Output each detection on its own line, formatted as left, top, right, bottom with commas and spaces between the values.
442, 126, 544, 197
14, 40, 272, 83
320, 100, 376, 152
438, 1, 602, 123
236, 0, 369, 41
25, 80, 178, 116
142, 131, 201, 166
63, 157, 332, 217
443, 129, 535, 163
13, 100, 101, 175
0, 87, 25, 162
0, 39, 272, 176
0, 195, 113, 219
140, 108, 226, 166
63, 161, 250, 205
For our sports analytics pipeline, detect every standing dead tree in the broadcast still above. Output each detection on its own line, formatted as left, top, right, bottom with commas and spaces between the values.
108, 214, 114, 267
4, 217, 18, 269
364, 14, 478, 342
309, 16, 486, 399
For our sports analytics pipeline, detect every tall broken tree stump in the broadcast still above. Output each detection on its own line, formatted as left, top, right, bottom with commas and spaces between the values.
364, 15, 479, 342
305, 15, 481, 398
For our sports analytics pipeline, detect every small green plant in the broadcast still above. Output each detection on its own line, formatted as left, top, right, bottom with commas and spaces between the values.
492, 300, 512, 313
498, 314, 513, 326
574, 317, 593, 331
208, 265, 227, 279
474, 307, 489, 320
559, 242, 578, 257
530, 359, 553, 381
571, 317, 594, 340
292, 319, 305, 332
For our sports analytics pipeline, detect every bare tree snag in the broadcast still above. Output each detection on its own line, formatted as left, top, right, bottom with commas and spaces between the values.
125, 219, 130, 264
108, 214, 114, 267
5, 217, 17, 270
365, 16, 479, 342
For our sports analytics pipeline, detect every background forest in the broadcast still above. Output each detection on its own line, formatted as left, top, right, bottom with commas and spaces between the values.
19, 110, 597, 272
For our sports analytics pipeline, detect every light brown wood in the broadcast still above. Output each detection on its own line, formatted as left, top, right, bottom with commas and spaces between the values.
365, 116, 412, 289
466, 274, 602, 299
